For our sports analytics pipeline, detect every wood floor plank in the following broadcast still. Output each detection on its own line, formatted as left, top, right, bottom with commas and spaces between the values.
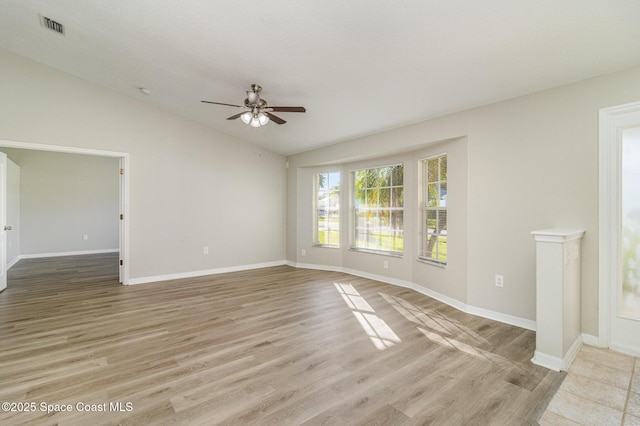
0, 253, 564, 424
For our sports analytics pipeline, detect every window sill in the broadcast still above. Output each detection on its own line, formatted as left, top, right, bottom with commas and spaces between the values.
312, 244, 340, 249
417, 257, 447, 268
349, 247, 403, 258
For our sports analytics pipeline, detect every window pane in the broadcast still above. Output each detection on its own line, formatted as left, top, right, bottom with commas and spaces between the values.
379, 167, 391, 187
369, 211, 380, 229
392, 165, 403, 186
318, 173, 327, 189
318, 196, 328, 211
438, 210, 447, 234
428, 158, 439, 182
380, 210, 390, 228
391, 211, 403, 252
366, 169, 378, 187
366, 189, 377, 208
426, 210, 437, 234
421, 154, 447, 263
355, 189, 365, 208
427, 183, 439, 207
392, 210, 403, 229
379, 188, 390, 207
392, 187, 404, 208
327, 172, 340, 188
379, 231, 392, 251
440, 156, 447, 181
437, 236, 447, 262
352, 164, 404, 254
440, 183, 447, 207
314, 172, 339, 246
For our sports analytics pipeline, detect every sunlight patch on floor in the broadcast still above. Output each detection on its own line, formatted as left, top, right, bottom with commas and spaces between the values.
379, 292, 490, 345
419, 327, 516, 370
335, 283, 401, 350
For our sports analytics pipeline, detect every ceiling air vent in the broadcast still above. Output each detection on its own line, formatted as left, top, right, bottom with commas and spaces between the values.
40, 15, 65, 35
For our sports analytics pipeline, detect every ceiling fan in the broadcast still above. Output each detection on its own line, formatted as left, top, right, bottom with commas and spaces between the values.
201, 84, 306, 127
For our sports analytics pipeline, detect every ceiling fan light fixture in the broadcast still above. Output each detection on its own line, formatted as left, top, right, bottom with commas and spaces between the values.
258, 112, 269, 126
250, 116, 261, 128
240, 111, 252, 124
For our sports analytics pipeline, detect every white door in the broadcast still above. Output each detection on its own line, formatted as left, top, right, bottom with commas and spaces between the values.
0, 152, 7, 293
600, 103, 640, 356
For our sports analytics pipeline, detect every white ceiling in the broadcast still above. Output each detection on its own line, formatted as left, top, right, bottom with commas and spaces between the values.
2, 1, 640, 155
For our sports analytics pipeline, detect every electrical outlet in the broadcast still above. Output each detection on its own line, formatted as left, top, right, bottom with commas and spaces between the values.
203, 247, 209, 255
301, 249, 306, 256
495, 274, 504, 287
83, 234, 88, 241
383, 261, 389, 269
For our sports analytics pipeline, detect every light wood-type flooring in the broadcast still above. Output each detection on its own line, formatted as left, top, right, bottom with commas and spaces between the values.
0, 253, 565, 425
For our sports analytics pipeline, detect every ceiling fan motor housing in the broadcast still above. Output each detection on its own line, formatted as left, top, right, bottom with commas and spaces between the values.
244, 97, 267, 109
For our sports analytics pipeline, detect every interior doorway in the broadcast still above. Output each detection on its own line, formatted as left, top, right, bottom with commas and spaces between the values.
0, 139, 129, 285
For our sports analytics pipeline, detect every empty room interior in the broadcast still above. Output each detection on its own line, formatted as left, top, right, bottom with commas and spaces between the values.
2, 1, 640, 425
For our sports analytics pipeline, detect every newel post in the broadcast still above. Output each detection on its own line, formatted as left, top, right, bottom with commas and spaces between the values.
530, 228, 585, 371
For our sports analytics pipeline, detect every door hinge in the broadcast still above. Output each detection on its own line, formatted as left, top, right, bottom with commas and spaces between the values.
120, 168, 124, 175
120, 214, 123, 220
120, 260, 123, 266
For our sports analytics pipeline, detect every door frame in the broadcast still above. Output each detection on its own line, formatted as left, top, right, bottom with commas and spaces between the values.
0, 152, 7, 292
599, 101, 640, 355
0, 139, 130, 285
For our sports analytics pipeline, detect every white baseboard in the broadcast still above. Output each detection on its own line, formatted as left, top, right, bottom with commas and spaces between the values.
581, 333, 601, 347
7, 256, 21, 270
466, 305, 536, 331
563, 335, 583, 369
531, 351, 564, 372
609, 342, 640, 358
289, 260, 536, 331
128, 260, 287, 285
15, 249, 119, 262
531, 335, 583, 371
583, 333, 640, 357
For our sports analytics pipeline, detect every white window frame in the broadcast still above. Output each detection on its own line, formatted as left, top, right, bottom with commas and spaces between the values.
313, 172, 340, 247
419, 153, 447, 265
351, 163, 404, 256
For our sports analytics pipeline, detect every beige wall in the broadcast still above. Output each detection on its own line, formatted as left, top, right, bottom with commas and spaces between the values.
0, 48, 287, 280
287, 66, 640, 335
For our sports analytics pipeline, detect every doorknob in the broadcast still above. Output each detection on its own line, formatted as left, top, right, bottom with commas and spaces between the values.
4, 226, 11, 231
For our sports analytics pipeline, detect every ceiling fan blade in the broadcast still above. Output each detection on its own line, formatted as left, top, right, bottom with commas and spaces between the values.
265, 112, 286, 124
226, 112, 246, 120
201, 100, 244, 108
269, 106, 306, 113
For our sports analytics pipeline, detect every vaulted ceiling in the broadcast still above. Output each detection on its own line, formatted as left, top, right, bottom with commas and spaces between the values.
2, 1, 640, 155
